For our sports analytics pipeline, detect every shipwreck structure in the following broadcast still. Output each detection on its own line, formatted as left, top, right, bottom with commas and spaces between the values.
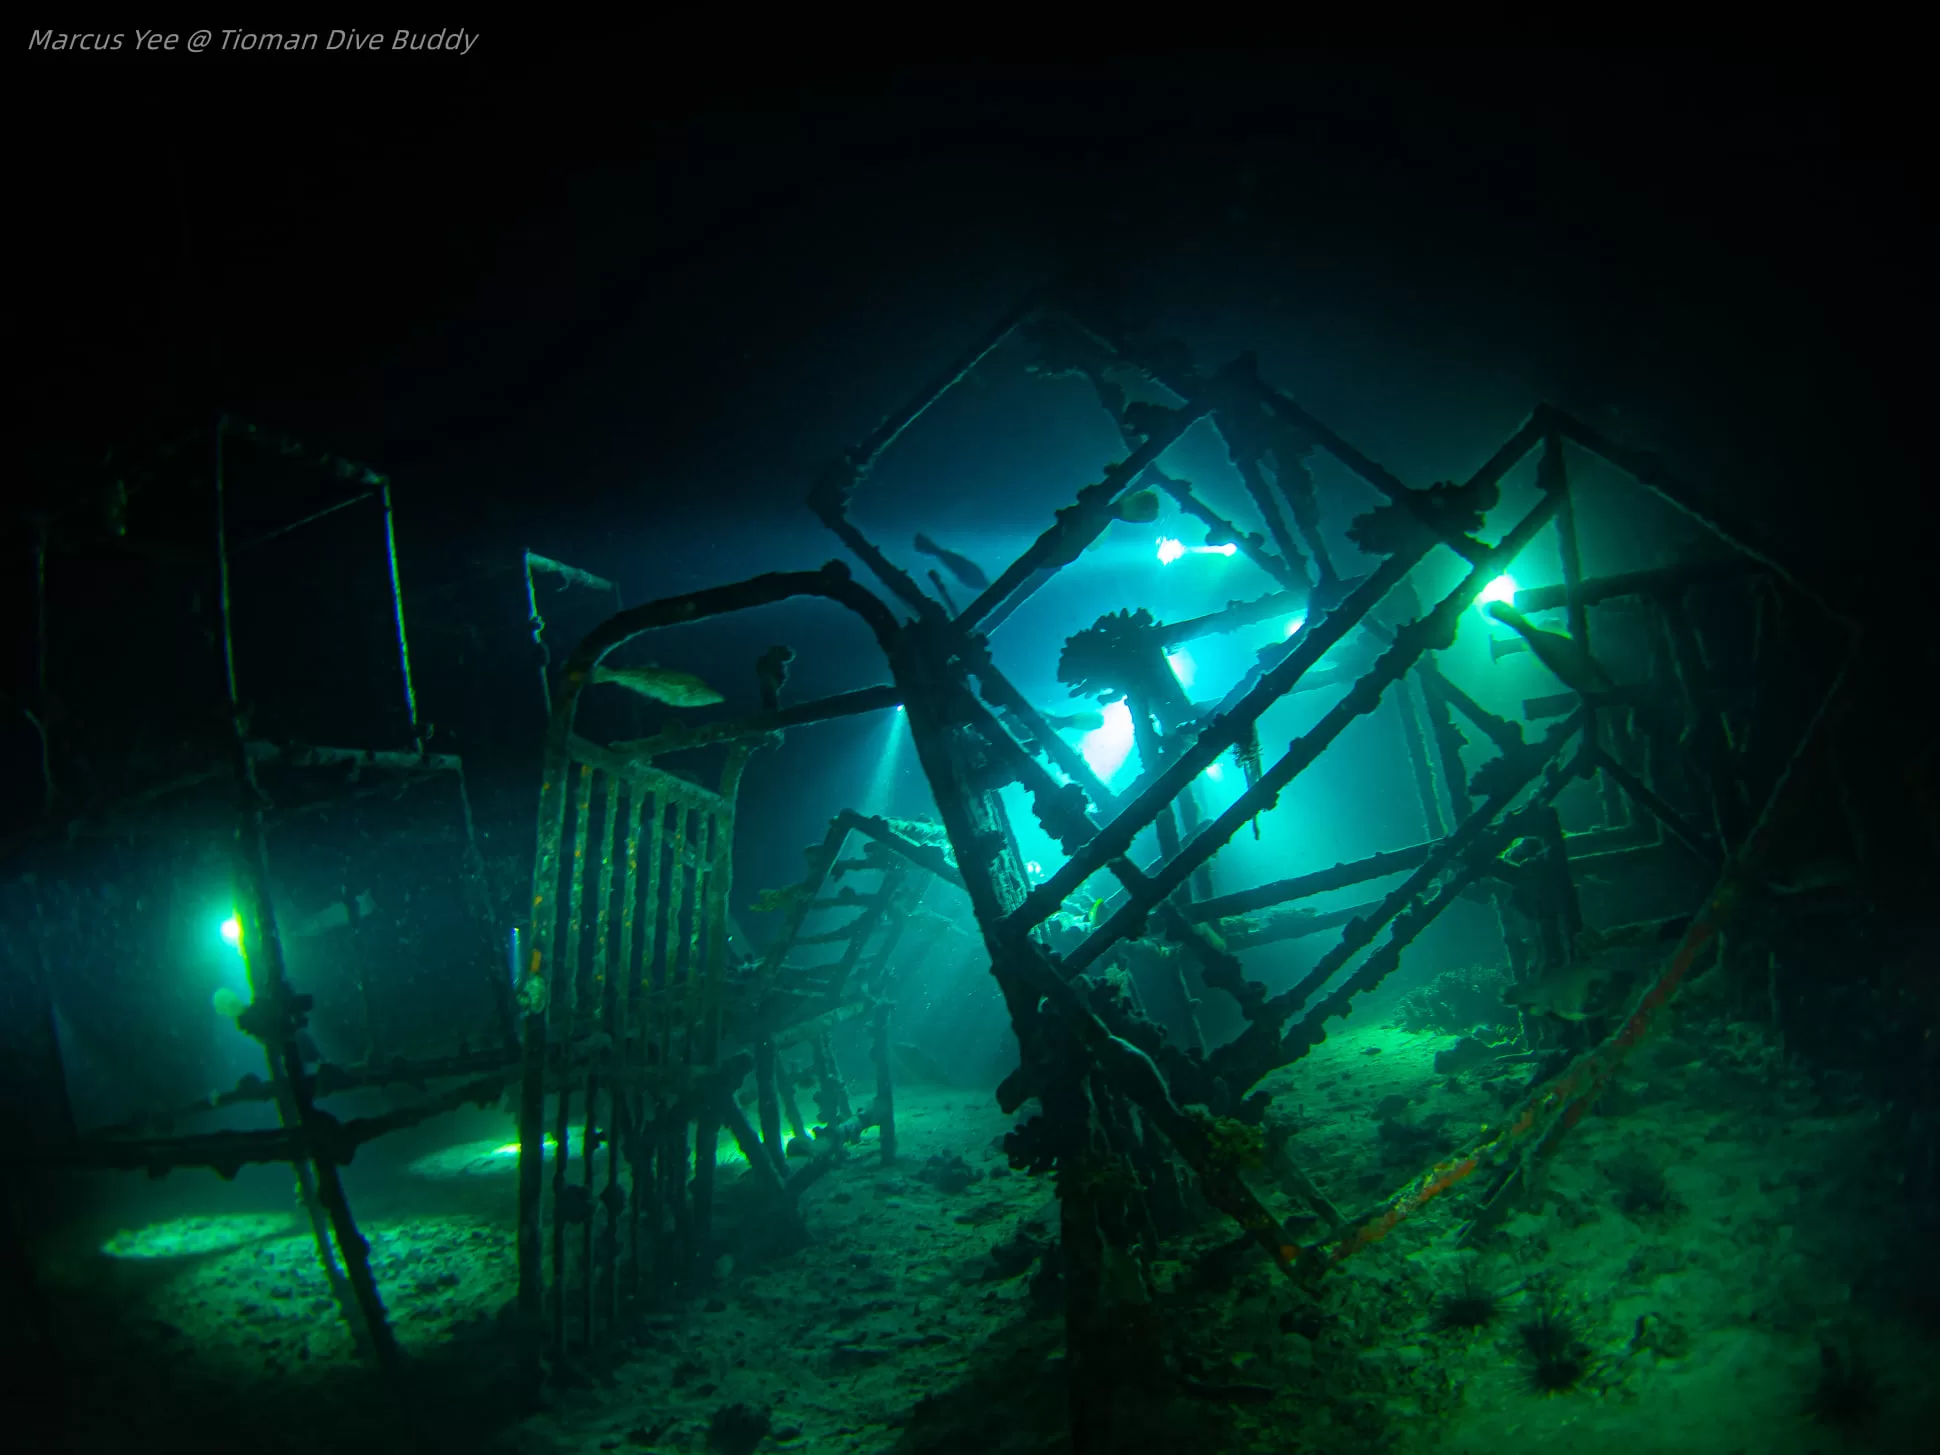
508, 284, 1863, 1446
11, 284, 1877, 1452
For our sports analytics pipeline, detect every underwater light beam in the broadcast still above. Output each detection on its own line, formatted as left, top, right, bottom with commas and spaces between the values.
1477, 574, 1518, 613
219, 914, 241, 948
1079, 700, 1135, 782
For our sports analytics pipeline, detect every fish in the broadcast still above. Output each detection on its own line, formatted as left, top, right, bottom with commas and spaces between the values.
1112, 489, 1160, 524
913, 533, 990, 591
286, 891, 378, 939
1763, 855, 1863, 897
590, 663, 725, 709
1505, 958, 1629, 1024
1040, 708, 1106, 733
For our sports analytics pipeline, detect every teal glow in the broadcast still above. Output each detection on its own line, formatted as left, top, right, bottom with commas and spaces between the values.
1156, 537, 1186, 565
219, 915, 241, 948
1284, 615, 1307, 638
1166, 650, 1197, 689
1477, 574, 1518, 612
1192, 543, 1239, 558
1080, 700, 1135, 781
1203, 761, 1224, 782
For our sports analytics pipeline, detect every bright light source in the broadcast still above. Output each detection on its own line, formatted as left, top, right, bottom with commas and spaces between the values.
1079, 700, 1135, 782
895, 704, 906, 714
1191, 542, 1239, 558
1203, 761, 1224, 782
1165, 650, 1197, 689
1477, 575, 1518, 613
1283, 615, 1308, 638
219, 915, 241, 948
1025, 860, 1044, 880
1156, 537, 1186, 565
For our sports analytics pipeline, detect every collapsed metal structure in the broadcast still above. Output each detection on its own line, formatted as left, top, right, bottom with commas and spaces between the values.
14, 288, 1861, 1451
514, 284, 1858, 1445
17, 418, 512, 1381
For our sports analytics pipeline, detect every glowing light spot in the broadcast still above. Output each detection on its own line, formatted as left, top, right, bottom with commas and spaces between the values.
1283, 615, 1308, 638
1190, 542, 1240, 558
1025, 860, 1044, 880
102, 1212, 296, 1261
219, 915, 241, 948
895, 704, 906, 714
1203, 762, 1224, 782
1156, 537, 1186, 565
1165, 650, 1197, 689
1477, 575, 1518, 613
1079, 700, 1135, 782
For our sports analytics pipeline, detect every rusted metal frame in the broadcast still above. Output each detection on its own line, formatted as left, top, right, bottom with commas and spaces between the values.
1185, 840, 1438, 923
659, 808, 691, 1076
823, 865, 906, 999
1215, 711, 1587, 1094
1544, 432, 1626, 831
1512, 557, 1766, 613
1393, 675, 1446, 840
753, 818, 853, 996
956, 637, 1119, 811
1063, 312, 1516, 568
1316, 638, 1860, 1276
46, 1070, 516, 1178
687, 809, 721, 1288
212, 419, 399, 1378
658, 805, 693, 1289
1267, 446, 1340, 593
833, 811, 965, 889
1224, 445, 1312, 589
1007, 546, 1431, 941
1156, 591, 1304, 650
1222, 901, 1379, 952
510, 567, 895, 1350
807, 293, 1047, 617
567, 735, 726, 817
613, 684, 902, 762
859, 874, 929, 988
1413, 666, 1474, 824
604, 784, 642, 1325
896, 679, 1311, 1285
871, 1002, 897, 1164
1538, 406, 1853, 629
1283, 744, 1583, 1072
1150, 467, 1305, 593
1658, 591, 1751, 850
547, 762, 596, 1360
627, 787, 665, 1303
694, 744, 754, 1213
1059, 492, 1564, 976
955, 391, 1218, 635
577, 772, 620, 1350
1583, 745, 1722, 867
1215, 708, 1586, 1062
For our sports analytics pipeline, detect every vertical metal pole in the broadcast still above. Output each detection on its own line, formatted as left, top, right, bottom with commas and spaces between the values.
550, 763, 594, 1362
607, 782, 642, 1325
872, 1002, 896, 1165
1546, 434, 1624, 831
214, 417, 400, 1376
583, 773, 619, 1349
378, 484, 421, 747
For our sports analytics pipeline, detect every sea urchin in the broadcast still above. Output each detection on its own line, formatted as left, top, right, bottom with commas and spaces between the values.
1431, 1256, 1502, 1334
1518, 1276, 1591, 1394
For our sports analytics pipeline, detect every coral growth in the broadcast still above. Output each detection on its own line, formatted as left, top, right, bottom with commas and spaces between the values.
1396, 964, 1513, 1037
